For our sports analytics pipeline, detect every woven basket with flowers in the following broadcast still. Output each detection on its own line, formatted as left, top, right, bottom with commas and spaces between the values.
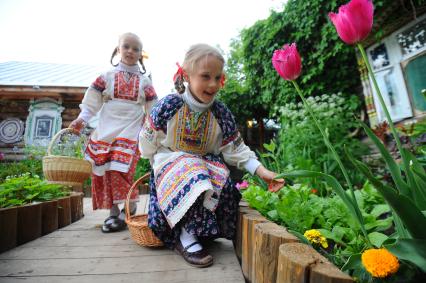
42, 128, 92, 187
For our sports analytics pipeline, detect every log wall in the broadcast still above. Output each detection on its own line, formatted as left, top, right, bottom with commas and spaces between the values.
0, 95, 82, 161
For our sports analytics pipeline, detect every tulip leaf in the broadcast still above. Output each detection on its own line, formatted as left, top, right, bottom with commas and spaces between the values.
360, 122, 410, 197
386, 239, 426, 272
402, 149, 426, 210
391, 209, 410, 239
351, 158, 426, 239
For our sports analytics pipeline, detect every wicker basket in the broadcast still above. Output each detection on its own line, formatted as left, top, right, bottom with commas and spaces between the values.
125, 173, 163, 247
42, 128, 92, 187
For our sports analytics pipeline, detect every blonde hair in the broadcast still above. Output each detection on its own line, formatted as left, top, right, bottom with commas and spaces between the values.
174, 43, 225, 94
110, 32, 146, 74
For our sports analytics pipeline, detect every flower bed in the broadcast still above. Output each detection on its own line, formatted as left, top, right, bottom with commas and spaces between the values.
235, 203, 353, 283
0, 174, 84, 253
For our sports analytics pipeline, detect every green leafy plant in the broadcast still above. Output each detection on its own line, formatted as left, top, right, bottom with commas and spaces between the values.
50, 132, 86, 158
134, 158, 151, 180
269, 0, 426, 279
241, 178, 391, 268
274, 92, 368, 186
0, 173, 70, 208
0, 160, 43, 183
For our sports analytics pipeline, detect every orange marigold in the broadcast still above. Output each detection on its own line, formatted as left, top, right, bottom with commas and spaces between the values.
361, 248, 399, 278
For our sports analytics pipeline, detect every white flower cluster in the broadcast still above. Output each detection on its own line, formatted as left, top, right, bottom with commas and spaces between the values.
278, 93, 348, 129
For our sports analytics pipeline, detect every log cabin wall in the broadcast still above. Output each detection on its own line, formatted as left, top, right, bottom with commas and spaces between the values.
0, 99, 30, 160
0, 61, 105, 162
0, 86, 85, 161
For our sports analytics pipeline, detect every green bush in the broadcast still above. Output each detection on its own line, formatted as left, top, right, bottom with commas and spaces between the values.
268, 93, 369, 187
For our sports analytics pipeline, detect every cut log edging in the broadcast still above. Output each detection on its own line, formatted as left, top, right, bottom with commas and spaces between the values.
236, 203, 354, 283
0, 192, 84, 253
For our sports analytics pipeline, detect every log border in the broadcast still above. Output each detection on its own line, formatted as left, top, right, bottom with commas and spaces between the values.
236, 202, 354, 283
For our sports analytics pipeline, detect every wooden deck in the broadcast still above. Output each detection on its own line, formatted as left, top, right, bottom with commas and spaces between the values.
0, 196, 245, 283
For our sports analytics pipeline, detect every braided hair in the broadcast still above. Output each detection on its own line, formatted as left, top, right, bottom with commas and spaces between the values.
174, 43, 225, 94
110, 32, 146, 74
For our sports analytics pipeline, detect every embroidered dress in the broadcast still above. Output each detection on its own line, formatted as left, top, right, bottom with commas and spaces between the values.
79, 62, 157, 209
139, 89, 260, 247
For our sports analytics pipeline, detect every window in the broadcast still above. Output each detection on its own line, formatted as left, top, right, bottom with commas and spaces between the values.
35, 116, 53, 139
366, 15, 426, 123
397, 18, 426, 56
24, 98, 64, 146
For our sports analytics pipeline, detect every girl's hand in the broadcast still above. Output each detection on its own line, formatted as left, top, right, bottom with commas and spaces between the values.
255, 165, 285, 192
69, 118, 86, 133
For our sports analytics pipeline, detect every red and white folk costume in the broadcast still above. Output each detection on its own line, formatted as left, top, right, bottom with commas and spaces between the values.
78, 62, 157, 209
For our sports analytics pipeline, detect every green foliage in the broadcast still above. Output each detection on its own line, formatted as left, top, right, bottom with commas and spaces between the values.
241, 178, 390, 268
50, 132, 86, 158
220, 0, 362, 125
272, 93, 369, 186
0, 160, 43, 183
134, 158, 151, 181
0, 173, 70, 208
217, 38, 269, 126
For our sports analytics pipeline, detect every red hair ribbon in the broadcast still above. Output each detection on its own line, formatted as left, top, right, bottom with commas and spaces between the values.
173, 62, 188, 82
220, 74, 226, 87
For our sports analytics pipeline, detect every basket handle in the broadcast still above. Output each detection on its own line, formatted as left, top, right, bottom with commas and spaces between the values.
47, 128, 83, 156
125, 172, 151, 220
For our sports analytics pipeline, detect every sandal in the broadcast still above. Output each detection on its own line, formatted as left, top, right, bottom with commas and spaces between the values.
101, 216, 126, 233
174, 240, 213, 268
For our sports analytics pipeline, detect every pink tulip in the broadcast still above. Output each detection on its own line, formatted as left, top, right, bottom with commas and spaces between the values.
236, 180, 249, 190
328, 0, 374, 45
272, 43, 302, 81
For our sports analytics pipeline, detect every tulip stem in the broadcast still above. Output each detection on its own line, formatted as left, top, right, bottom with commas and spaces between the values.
357, 44, 411, 183
291, 80, 370, 243
291, 81, 353, 191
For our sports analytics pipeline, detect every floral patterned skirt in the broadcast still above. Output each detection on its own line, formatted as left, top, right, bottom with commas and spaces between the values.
147, 155, 241, 249
91, 154, 139, 210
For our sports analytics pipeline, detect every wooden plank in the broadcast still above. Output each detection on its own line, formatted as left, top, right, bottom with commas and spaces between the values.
253, 222, 299, 283
0, 241, 240, 279
40, 200, 58, 235
0, 253, 237, 276
0, 196, 245, 283
0, 207, 17, 253
16, 203, 42, 245
0, 271, 244, 283
0, 244, 174, 259
57, 197, 71, 228
70, 193, 84, 222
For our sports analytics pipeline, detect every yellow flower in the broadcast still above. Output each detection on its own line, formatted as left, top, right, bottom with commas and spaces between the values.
304, 229, 328, 248
361, 248, 399, 278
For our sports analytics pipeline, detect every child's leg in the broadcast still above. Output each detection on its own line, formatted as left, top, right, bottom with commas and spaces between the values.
110, 204, 120, 216
179, 227, 202, 252
118, 201, 137, 221
103, 204, 120, 226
